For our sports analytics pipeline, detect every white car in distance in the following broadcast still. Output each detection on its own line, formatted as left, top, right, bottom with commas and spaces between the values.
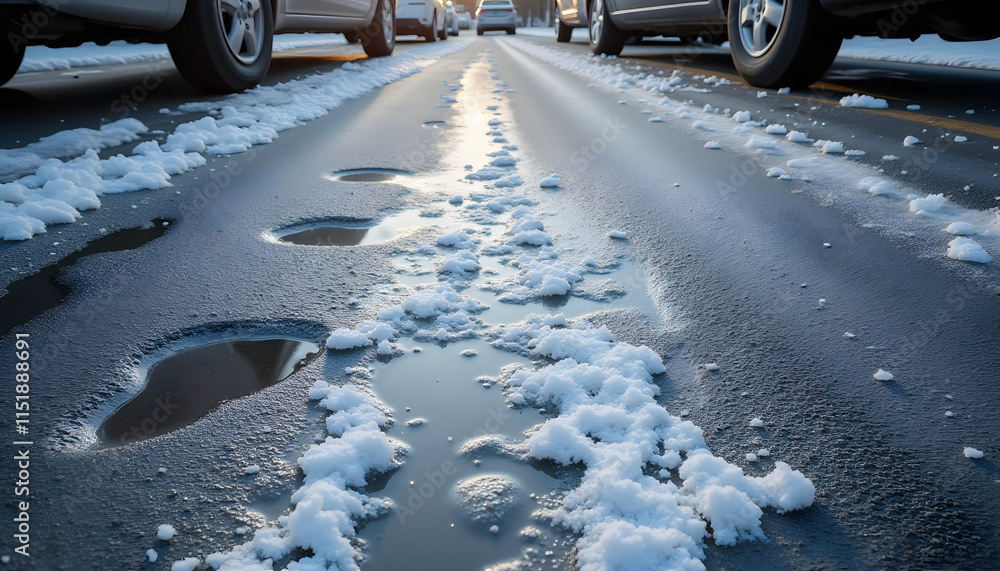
396, 0, 448, 41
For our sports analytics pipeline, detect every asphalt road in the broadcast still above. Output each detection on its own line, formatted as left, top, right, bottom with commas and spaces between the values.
1, 31, 999, 570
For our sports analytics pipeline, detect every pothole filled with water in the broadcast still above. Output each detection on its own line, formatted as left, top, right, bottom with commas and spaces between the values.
99, 337, 319, 445
356, 339, 574, 570
0, 218, 171, 338
273, 210, 430, 247
325, 169, 410, 183
422, 121, 453, 129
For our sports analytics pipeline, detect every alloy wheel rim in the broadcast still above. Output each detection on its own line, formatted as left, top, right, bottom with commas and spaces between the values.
738, 0, 786, 57
382, 0, 394, 40
218, 0, 264, 64
590, 0, 603, 42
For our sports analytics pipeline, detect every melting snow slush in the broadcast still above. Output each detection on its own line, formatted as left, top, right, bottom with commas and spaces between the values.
189, 48, 815, 571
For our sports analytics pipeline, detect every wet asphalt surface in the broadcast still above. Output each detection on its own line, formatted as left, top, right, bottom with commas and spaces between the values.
1, 31, 1000, 570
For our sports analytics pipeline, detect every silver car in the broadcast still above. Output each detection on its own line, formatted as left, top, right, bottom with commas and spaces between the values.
1, 0, 398, 93
476, 0, 515, 35
557, 0, 1000, 87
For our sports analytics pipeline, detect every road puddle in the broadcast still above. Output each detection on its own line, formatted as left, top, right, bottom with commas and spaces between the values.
357, 339, 572, 570
0, 218, 171, 338
274, 210, 429, 246
326, 169, 411, 183
99, 337, 319, 445
422, 120, 453, 129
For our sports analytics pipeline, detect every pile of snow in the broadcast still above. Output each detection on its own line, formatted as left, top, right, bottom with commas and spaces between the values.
857, 177, 892, 196
539, 173, 560, 187
733, 111, 752, 123
786, 131, 813, 144
963, 447, 984, 459
945, 222, 976, 236
903, 136, 923, 147
2, 40, 474, 240
873, 369, 894, 381
205, 383, 399, 570
838, 35, 1000, 71
947, 237, 992, 263
909, 193, 947, 213
839, 94, 889, 109
487, 316, 814, 567
326, 329, 373, 350
157, 524, 176, 541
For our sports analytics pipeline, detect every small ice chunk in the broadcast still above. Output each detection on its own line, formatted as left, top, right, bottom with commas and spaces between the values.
765, 124, 787, 135
766, 167, 787, 178
945, 222, 975, 236
326, 329, 372, 350
746, 453, 758, 461
839, 94, 888, 109
146, 550, 158, 563
704, 141, 722, 149
965, 109, 975, 115
947, 237, 992, 263
733, 110, 752, 123
648, 116, 664, 123
823, 243, 831, 248
945, 411, 956, 418
703, 104, 715, 113
786, 131, 813, 143
157, 524, 176, 541
460, 348, 478, 357
609, 230, 628, 240
539, 173, 560, 187
757, 449, 770, 457
843, 332, 856, 339
244, 465, 260, 475
489, 525, 499, 534
377, 340, 393, 355
909, 193, 946, 213
954, 135, 968, 143
873, 369, 894, 381
449, 195, 464, 205
858, 177, 891, 196
750, 418, 764, 428
171, 558, 200, 571
818, 140, 845, 154
964, 447, 984, 459
436, 328, 449, 341
882, 155, 899, 161
705, 363, 720, 371
906, 104, 921, 111
777, 87, 791, 94
756, 91, 768, 98
903, 135, 923, 147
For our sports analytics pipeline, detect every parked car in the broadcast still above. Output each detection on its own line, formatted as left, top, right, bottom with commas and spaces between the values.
556, 0, 1000, 87
0, 0, 397, 93
476, 0, 515, 34
445, 0, 460, 35
397, 0, 448, 41
454, 4, 473, 29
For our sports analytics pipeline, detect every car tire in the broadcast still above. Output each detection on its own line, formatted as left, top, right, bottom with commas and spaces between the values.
168, 0, 274, 94
439, 18, 448, 39
555, 16, 572, 42
425, 12, 438, 41
344, 31, 359, 43
0, 18, 25, 87
507, 27, 515, 34
360, 0, 396, 57
477, 28, 484, 35
589, 0, 625, 56
728, 0, 842, 88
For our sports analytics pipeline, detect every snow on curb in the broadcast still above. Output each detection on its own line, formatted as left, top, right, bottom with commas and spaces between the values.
0, 39, 474, 240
